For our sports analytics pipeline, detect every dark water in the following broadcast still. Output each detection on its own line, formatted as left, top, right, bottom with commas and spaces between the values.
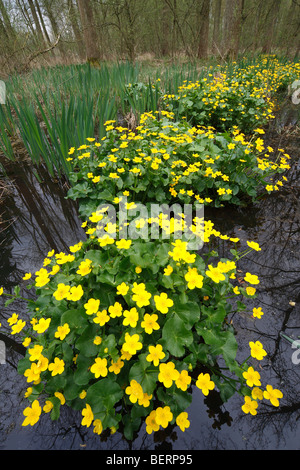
0, 127, 299, 450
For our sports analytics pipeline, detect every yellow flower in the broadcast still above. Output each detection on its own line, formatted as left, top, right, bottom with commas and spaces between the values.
246, 286, 256, 296
67, 285, 84, 301
48, 357, 65, 376
55, 253, 75, 264
164, 265, 173, 276
252, 387, 264, 400
76, 259, 92, 276
158, 362, 180, 388
122, 333, 143, 355
244, 272, 260, 285
22, 400, 42, 426
22, 273, 32, 280
217, 260, 236, 273
146, 344, 165, 366
24, 387, 33, 398
108, 301, 123, 318
125, 379, 144, 404
93, 419, 103, 435
217, 187, 226, 195
263, 385, 283, 407
24, 363, 41, 383
116, 239, 132, 249
175, 370, 191, 391
69, 242, 83, 253
196, 372, 215, 395
93, 309, 110, 326
35, 268, 50, 287
241, 396, 258, 415
33, 317, 51, 334
84, 298, 100, 315
90, 357, 108, 378
205, 265, 225, 283
109, 172, 119, 179
123, 307, 139, 328
53, 283, 70, 301
50, 265, 60, 275
138, 392, 152, 407
36, 355, 49, 372
145, 410, 160, 434
98, 235, 114, 246
184, 267, 204, 289
242, 366, 261, 387
132, 283, 151, 308
22, 337, 31, 347
155, 406, 173, 428
247, 241, 261, 251
116, 282, 129, 296
43, 400, 54, 413
28, 344, 43, 362
249, 340, 267, 360
7, 313, 19, 325
176, 412, 190, 432
81, 404, 94, 428
253, 307, 264, 319
141, 313, 160, 334
89, 212, 103, 223
55, 392, 66, 405
55, 323, 70, 341
154, 292, 174, 314
93, 336, 102, 345
109, 357, 124, 375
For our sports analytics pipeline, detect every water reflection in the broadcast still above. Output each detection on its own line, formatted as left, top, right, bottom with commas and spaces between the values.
0, 127, 299, 449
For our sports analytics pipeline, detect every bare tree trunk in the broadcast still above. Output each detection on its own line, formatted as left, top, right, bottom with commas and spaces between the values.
262, 0, 279, 54
223, 0, 243, 59
165, 0, 191, 58
160, 0, 170, 56
197, 0, 210, 59
28, 0, 46, 45
34, 0, 51, 44
212, 0, 222, 55
17, 0, 36, 37
67, 0, 85, 59
123, 0, 136, 61
77, 0, 101, 62
0, 0, 15, 39
0, 14, 9, 40
43, 0, 65, 55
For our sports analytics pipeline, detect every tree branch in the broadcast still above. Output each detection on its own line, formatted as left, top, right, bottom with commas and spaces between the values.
20, 33, 61, 72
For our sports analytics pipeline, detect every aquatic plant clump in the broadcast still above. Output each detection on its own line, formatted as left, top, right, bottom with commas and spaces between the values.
163, 56, 300, 134
0, 213, 283, 439
0, 121, 286, 440
66, 113, 290, 213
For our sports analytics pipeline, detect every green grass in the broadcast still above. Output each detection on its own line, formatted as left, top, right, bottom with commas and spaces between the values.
0, 61, 208, 177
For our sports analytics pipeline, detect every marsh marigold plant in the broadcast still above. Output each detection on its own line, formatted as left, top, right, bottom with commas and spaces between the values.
0, 57, 292, 439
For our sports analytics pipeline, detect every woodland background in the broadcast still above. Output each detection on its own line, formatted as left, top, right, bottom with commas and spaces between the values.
0, 0, 299, 76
